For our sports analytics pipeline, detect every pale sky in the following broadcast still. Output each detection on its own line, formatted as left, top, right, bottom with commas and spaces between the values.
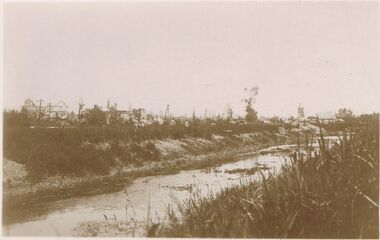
3, 1, 379, 117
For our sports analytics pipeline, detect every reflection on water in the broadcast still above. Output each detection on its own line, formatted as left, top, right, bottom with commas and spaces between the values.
5, 150, 290, 236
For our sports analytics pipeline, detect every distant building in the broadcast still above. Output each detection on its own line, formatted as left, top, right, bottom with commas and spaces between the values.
131, 108, 147, 122
316, 111, 338, 123
66, 111, 78, 122
155, 116, 164, 125
307, 116, 318, 124
298, 104, 305, 121
118, 110, 132, 121
45, 100, 69, 119
21, 98, 39, 119
21, 98, 69, 120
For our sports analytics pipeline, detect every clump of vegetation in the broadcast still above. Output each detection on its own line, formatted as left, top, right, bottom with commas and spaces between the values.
223, 165, 270, 175
242, 86, 259, 122
159, 116, 379, 238
2, 126, 164, 181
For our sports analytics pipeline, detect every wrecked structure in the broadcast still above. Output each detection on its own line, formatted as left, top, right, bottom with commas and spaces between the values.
21, 98, 69, 120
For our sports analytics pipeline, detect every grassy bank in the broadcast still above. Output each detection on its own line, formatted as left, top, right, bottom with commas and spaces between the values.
3, 127, 297, 225
158, 118, 379, 238
3, 122, 280, 180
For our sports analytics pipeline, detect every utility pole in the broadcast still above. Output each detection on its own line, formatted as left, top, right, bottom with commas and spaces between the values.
78, 99, 85, 122
37, 99, 43, 121
164, 104, 170, 120
107, 99, 110, 110
48, 103, 52, 120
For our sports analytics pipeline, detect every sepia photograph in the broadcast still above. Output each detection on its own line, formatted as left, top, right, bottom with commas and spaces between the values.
1, 1, 379, 238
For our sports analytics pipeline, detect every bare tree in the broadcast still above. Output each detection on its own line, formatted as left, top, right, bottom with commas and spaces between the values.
336, 108, 354, 120
242, 86, 259, 122
84, 105, 107, 125
225, 104, 233, 121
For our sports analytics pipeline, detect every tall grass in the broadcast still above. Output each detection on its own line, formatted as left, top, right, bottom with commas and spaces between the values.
159, 120, 379, 238
3, 121, 279, 180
